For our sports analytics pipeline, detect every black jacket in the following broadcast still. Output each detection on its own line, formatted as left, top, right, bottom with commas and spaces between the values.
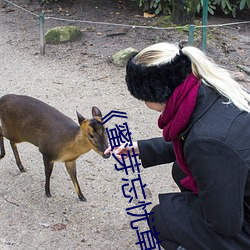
138, 84, 250, 249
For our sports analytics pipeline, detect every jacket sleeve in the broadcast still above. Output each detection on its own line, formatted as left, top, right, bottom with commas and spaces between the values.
185, 136, 249, 237
137, 137, 176, 168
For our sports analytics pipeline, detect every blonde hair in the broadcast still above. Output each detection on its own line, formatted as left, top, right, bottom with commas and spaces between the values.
134, 42, 250, 113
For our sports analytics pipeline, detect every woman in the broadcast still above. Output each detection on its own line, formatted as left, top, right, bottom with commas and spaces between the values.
105, 42, 250, 250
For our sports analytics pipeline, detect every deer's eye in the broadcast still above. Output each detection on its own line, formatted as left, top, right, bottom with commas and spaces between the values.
89, 133, 94, 139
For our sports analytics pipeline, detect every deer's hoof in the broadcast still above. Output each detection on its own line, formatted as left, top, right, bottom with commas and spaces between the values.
46, 193, 52, 198
79, 196, 87, 202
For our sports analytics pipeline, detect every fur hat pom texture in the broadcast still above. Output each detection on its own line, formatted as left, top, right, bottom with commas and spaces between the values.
125, 53, 192, 103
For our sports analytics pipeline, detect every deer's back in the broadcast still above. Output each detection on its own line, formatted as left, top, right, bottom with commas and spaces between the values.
0, 94, 79, 147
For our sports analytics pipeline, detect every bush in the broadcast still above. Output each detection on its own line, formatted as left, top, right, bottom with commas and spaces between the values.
136, 0, 250, 17
135, 0, 172, 15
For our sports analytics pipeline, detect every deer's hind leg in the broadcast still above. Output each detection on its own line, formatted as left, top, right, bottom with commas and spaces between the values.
65, 161, 86, 202
0, 126, 5, 159
10, 141, 26, 172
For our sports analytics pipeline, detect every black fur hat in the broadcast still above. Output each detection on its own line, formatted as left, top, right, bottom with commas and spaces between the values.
125, 52, 192, 103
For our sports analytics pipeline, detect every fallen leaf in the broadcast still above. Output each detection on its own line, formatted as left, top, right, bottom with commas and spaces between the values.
51, 223, 67, 231
143, 12, 155, 18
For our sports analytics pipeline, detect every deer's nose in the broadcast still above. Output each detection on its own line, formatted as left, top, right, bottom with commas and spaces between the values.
103, 152, 111, 159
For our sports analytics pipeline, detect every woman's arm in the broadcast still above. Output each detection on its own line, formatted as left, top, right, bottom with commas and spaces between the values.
138, 137, 175, 168
104, 137, 175, 168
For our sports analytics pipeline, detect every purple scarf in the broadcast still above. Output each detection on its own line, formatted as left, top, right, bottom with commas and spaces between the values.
158, 73, 201, 194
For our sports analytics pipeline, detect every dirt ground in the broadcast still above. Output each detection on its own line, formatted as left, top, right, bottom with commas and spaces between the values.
0, 0, 249, 249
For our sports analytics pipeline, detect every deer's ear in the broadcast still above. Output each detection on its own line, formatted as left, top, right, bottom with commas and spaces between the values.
92, 106, 102, 118
76, 111, 85, 125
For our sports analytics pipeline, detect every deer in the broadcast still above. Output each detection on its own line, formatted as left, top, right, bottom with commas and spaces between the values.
0, 94, 110, 201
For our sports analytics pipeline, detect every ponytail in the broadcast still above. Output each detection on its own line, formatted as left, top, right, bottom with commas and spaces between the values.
182, 46, 250, 112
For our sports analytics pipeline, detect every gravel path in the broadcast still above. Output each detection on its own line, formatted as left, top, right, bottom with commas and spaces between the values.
0, 4, 176, 250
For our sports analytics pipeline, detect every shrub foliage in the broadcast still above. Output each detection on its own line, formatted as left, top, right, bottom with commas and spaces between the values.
136, 0, 250, 17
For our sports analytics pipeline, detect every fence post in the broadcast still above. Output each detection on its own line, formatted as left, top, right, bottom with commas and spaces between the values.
39, 11, 45, 55
188, 25, 195, 46
202, 0, 208, 51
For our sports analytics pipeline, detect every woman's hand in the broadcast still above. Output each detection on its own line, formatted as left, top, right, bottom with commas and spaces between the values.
104, 142, 139, 160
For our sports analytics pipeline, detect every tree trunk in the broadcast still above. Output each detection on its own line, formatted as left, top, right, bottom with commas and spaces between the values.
171, 0, 198, 25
